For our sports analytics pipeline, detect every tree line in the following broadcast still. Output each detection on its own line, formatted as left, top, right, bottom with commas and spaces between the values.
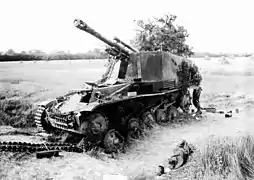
193, 52, 253, 58
0, 48, 108, 62
0, 48, 251, 62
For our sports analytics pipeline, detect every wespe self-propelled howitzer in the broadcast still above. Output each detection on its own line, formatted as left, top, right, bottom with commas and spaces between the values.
33, 19, 202, 153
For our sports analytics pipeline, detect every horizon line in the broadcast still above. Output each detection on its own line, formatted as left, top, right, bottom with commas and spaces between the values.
0, 48, 253, 55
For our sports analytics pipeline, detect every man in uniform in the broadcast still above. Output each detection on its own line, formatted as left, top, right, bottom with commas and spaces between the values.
193, 86, 202, 114
192, 73, 203, 114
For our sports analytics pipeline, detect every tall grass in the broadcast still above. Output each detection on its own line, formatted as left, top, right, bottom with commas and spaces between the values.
186, 134, 254, 180
0, 99, 35, 128
132, 134, 254, 180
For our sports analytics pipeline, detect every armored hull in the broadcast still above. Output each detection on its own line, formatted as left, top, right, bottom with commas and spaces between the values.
34, 52, 200, 152
34, 19, 202, 153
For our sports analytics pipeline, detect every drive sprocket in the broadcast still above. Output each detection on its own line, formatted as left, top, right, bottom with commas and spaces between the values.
34, 105, 53, 133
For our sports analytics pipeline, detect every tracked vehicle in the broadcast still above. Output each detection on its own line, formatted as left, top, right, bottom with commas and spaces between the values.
34, 19, 202, 152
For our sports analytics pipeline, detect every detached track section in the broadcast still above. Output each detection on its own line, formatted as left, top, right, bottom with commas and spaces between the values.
0, 105, 84, 154
0, 141, 83, 153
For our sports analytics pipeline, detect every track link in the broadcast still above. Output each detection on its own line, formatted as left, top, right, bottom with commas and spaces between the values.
34, 105, 47, 132
0, 141, 83, 153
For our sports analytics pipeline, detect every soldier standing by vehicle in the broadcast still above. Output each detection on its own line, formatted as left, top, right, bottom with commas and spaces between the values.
193, 86, 202, 114
192, 73, 203, 114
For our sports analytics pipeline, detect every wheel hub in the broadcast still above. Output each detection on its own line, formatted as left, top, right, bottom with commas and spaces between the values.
156, 109, 170, 126
79, 113, 108, 146
103, 129, 124, 153
127, 118, 143, 142
167, 106, 178, 122
127, 127, 142, 141
89, 113, 108, 135
141, 111, 156, 129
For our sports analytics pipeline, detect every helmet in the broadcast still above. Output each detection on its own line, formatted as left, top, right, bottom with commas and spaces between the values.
193, 73, 202, 85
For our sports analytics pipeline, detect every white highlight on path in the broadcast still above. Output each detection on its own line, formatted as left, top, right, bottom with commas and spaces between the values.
103, 174, 128, 180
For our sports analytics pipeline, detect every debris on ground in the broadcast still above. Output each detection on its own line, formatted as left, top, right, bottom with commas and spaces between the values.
156, 140, 196, 177
36, 150, 61, 159
225, 110, 232, 118
203, 107, 237, 118
203, 107, 217, 113
157, 165, 165, 175
217, 110, 225, 114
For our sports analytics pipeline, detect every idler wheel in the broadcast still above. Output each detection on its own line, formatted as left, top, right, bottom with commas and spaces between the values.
127, 118, 143, 142
141, 111, 156, 129
103, 129, 124, 153
34, 106, 54, 133
155, 109, 170, 126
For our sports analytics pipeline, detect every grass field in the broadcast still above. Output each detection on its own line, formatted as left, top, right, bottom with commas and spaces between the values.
1, 57, 254, 179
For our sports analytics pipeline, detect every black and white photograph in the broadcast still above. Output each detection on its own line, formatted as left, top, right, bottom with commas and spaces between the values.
0, 0, 253, 179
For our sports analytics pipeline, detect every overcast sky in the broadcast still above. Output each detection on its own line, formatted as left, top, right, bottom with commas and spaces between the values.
0, 0, 253, 53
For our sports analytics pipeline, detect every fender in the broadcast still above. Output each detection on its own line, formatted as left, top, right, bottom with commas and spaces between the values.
36, 99, 56, 107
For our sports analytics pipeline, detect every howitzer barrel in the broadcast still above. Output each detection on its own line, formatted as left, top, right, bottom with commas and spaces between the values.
74, 19, 130, 56
113, 37, 139, 52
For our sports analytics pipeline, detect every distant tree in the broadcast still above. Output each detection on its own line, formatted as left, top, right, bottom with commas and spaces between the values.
132, 13, 194, 57
93, 48, 102, 54
5, 49, 16, 55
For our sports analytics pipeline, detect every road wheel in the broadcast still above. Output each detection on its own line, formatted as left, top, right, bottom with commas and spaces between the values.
167, 106, 178, 123
79, 113, 108, 146
103, 129, 124, 153
127, 118, 143, 143
155, 109, 170, 126
141, 111, 156, 129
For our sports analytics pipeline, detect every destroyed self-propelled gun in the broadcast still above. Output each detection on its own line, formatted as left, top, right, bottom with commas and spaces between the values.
34, 19, 202, 153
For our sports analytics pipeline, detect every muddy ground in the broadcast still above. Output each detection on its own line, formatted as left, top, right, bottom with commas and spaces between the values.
0, 57, 254, 180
